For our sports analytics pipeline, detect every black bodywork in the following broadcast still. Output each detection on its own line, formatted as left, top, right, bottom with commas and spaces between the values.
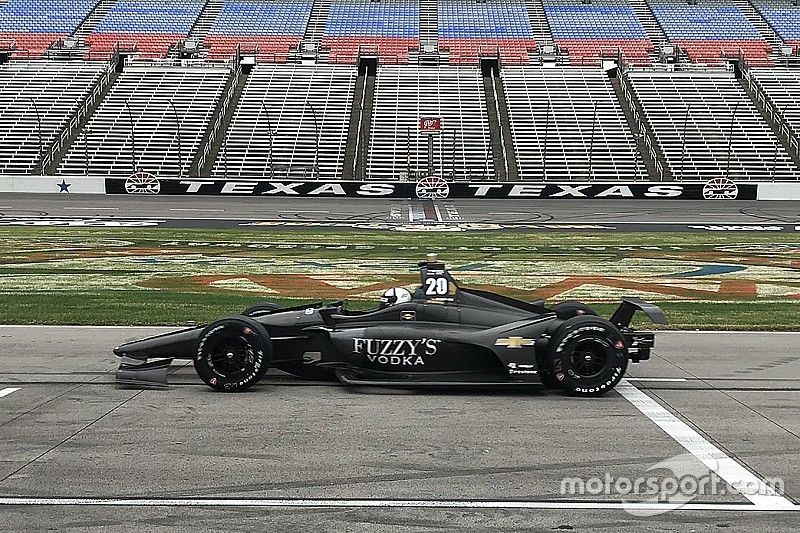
115, 257, 667, 396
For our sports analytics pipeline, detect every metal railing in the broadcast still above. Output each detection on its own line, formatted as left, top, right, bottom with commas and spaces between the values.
42, 61, 114, 173
196, 60, 241, 174
743, 67, 800, 162
618, 70, 666, 180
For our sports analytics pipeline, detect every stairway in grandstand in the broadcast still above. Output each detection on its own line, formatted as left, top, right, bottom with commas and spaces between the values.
523, 0, 552, 44
184, 0, 224, 44
729, 0, 786, 54
625, 69, 798, 180
304, 0, 333, 44
627, 0, 669, 61
418, 0, 438, 48
72, 0, 119, 42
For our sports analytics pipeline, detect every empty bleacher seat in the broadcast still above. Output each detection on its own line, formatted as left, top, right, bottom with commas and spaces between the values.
749, 67, 800, 165
204, 0, 313, 61
212, 64, 356, 178
648, 0, 772, 65
750, 0, 800, 46
86, 0, 206, 59
438, 0, 537, 64
0, 61, 105, 174
627, 70, 796, 180
368, 66, 492, 180
59, 65, 230, 176
542, 0, 653, 65
0, 0, 99, 57
323, 0, 419, 64
503, 66, 645, 180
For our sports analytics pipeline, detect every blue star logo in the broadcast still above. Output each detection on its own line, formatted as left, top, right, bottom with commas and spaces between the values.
57, 179, 71, 193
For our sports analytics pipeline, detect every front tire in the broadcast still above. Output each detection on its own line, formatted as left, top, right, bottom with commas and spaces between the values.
194, 316, 272, 392
545, 316, 628, 397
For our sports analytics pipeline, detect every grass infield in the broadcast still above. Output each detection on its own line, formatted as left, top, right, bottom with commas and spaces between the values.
0, 227, 798, 330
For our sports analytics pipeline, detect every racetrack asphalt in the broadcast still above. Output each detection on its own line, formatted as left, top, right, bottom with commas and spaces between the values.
3, 194, 800, 231
0, 327, 797, 531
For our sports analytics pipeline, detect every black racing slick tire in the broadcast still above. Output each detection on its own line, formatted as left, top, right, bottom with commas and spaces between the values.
551, 301, 598, 320
545, 316, 628, 397
241, 301, 282, 317
194, 316, 273, 392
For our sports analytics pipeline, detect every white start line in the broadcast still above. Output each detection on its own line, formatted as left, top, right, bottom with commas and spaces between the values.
0, 498, 795, 512
615, 379, 794, 510
0, 387, 20, 398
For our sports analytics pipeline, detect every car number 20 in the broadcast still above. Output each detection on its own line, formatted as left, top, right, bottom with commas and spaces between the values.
425, 276, 449, 296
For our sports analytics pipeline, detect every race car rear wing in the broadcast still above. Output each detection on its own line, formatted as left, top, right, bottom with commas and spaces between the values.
610, 297, 668, 328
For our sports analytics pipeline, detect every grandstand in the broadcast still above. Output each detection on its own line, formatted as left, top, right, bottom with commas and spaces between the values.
0, 0, 797, 184
59, 64, 230, 176
85, 0, 207, 59
504, 66, 646, 180
625, 70, 797, 180
211, 64, 356, 178
0, 61, 106, 173
0, 0, 99, 57
542, 0, 653, 65
368, 66, 492, 179
203, 0, 314, 61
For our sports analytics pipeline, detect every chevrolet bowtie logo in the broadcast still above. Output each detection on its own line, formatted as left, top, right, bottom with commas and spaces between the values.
495, 337, 535, 349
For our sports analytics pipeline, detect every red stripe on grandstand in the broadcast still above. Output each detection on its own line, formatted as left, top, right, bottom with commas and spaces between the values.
438, 39, 538, 65
204, 35, 302, 62
0, 33, 67, 58
673, 39, 773, 66
323, 37, 420, 64
85, 33, 186, 59
555, 39, 653, 66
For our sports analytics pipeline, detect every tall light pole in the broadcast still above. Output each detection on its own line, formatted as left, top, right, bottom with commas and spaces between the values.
168, 99, 183, 178
28, 97, 43, 174
306, 102, 320, 180
680, 104, 692, 181
725, 101, 741, 180
588, 101, 598, 180
124, 98, 138, 173
260, 101, 274, 179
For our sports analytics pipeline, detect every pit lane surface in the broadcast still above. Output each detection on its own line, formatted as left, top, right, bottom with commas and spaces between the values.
0, 327, 797, 530
3, 193, 800, 231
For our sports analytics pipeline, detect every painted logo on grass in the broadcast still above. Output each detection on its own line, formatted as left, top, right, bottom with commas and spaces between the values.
560, 452, 785, 516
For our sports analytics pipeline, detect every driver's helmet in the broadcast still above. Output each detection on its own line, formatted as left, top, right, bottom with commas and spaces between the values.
379, 287, 413, 308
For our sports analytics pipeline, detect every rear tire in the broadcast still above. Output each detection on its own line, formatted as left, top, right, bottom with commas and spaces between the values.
194, 316, 272, 392
545, 316, 628, 397
551, 301, 598, 320
241, 301, 282, 317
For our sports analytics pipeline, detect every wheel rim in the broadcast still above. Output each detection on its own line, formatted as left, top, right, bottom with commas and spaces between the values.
207, 332, 256, 379
569, 339, 610, 379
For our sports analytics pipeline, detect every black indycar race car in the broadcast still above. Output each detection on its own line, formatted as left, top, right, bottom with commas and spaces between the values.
115, 254, 667, 397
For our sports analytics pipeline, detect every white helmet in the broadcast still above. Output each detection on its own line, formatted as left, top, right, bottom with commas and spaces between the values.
380, 287, 413, 308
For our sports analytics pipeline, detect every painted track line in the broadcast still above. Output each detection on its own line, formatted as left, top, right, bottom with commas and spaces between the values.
626, 378, 688, 383
616, 380, 793, 509
0, 387, 20, 398
0, 497, 796, 512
